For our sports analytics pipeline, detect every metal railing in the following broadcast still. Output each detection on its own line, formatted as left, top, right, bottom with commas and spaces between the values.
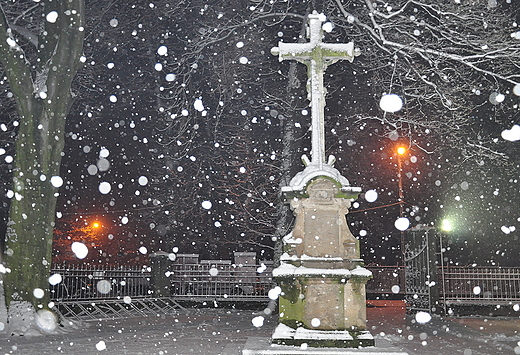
49, 264, 520, 307
50, 265, 151, 301
440, 266, 520, 305
168, 263, 273, 301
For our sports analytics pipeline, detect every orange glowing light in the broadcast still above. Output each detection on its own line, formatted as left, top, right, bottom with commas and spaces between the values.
397, 146, 407, 155
92, 222, 101, 229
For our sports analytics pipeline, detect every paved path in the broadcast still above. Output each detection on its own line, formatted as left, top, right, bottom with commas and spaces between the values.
0, 303, 517, 354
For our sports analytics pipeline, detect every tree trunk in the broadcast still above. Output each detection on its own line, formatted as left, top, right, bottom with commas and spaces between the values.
273, 17, 309, 266
0, 0, 84, 333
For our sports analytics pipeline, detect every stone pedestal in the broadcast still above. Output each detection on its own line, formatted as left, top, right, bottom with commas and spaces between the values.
149, 251, 171, 298
273, 176, 373, 348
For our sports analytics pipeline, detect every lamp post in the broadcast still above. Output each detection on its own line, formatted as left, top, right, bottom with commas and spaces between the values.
396, 146, 407, 264
396, 146, 407, 217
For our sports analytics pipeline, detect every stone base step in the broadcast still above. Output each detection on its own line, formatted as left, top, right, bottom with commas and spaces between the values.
271, 323, 375, 348
242, 336, 409, 355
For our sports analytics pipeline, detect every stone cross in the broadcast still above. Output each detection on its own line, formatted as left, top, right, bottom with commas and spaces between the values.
272, 12, 356, 168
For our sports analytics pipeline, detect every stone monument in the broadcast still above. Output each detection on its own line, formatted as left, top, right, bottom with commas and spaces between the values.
270, 12, 373, 348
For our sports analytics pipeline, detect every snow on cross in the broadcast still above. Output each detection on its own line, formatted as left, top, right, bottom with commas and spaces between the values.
271, 11, 357, 168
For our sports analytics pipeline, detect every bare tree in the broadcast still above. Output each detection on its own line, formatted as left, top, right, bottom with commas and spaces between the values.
146, 0, 520, 262
321, 0, 520, 164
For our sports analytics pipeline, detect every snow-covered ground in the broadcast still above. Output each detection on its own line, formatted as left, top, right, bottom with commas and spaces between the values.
0, 305, 517, 354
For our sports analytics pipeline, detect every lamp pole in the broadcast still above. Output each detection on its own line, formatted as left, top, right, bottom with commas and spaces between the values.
396, 146, 407, 265
396, 146, 406, 217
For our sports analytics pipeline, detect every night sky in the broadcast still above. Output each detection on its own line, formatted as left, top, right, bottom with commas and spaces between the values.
2, 1, 520, 267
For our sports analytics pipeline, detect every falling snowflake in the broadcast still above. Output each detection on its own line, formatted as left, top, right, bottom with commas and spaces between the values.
365, 189, 378, 203
99, 182, 111, 194
46, 11, 58, 23
251, 316, 264, 328
71, 242, 88, 259
157, 45, 168, 56
379, 93, 403, 113
50, 176, 64, 188
394, 217, 410, 231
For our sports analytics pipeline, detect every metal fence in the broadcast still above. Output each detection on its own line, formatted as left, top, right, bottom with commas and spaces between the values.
49, 264, 400, 302
49, 264, 520, 308
168, 262, 273, 301
50, 265, 151, 301
440, 266, 520, 305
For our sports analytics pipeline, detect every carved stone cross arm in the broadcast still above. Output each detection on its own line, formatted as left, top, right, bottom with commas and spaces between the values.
271, 12, 356, 168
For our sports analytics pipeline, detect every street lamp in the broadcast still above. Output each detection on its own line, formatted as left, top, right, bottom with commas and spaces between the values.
396, 146, 407, 217
396, 145, 407, 266
440, 219, 453, 232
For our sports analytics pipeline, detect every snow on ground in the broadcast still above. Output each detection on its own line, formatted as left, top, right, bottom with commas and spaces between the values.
0, 305, 517, 354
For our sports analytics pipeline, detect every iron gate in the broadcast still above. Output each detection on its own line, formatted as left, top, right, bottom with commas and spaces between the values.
404, 226, 440, 313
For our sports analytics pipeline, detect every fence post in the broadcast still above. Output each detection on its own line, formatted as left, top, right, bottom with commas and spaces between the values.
427, 230, 440, 314
150, 251, 171, 298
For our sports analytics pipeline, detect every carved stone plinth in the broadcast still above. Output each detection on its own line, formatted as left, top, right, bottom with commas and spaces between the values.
268, 12, 372, 349
272, 177, 373, 348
